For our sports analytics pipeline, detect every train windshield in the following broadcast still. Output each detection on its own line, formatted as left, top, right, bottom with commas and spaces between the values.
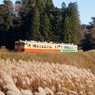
15, 43, 20, 46
15, 42, 25, 46
64, 46, 74, 49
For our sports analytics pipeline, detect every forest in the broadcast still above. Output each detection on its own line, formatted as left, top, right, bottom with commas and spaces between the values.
0, 0, 95, 51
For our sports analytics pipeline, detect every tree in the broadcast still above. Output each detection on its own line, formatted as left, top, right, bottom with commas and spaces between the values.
22, 0, 29, 5
52, 8, 62, 42
89, 17, 95, 25
0, 0, 13, 48
61, 2, 82, 44
28, 0, 36, 6
82, 17, 95, 50
3, 0, 12, 5
14, 0, 35, 40
28, 6, 43, 41
68, 2, 82, 44
36, 0, 44, 14
0, 5, 5, 32
62, 17, 72, 43
89, 25, 95, 49
3, 0, 13, 30
4, 11, 13, 30
45, 0, 55, 14
61, 2, 66, 9
40, 14, 52, 41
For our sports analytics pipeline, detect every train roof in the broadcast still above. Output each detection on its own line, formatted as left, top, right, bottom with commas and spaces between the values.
15, 40, 77, 46
15, 40, 56, 44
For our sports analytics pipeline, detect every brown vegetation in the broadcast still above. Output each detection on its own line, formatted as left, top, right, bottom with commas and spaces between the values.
0, 48, 95, 95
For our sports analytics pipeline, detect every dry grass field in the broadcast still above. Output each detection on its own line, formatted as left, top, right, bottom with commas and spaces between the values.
0, 48, 95, 95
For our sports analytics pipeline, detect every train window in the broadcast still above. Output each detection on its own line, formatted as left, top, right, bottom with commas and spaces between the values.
42, 45, 43, 48
70, 47, 74, 49
64, 46, 67, 49
36, 45, 38, 48
21, 43, 25, 46
38, 45, 41, 48
25, 43, 27, 45
58, 45, 60, 48
15, 43, 18, 46
32, 44, 36, 48
55, 46, 58, 48
15, 43, 20, 46
29, 44, 31, 47
44, 45, 46, 48
36, 45, 41, 48
61, 46, 63, 49
64, 46, 74, 49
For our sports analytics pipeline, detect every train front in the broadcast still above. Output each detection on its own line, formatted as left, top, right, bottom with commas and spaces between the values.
14, 40, 25, 52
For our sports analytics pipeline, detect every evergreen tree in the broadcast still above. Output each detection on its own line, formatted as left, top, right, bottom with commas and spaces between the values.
15, 0, 35, 40
36, 0, 44, 14
4, 11, 13, 30
68, 2, 82, 44
60, 2, 67, 42
45, 0, 56, 41
0, 5, 5, 47
62, 17, 72, 43
82, 18, 95, 50
15, 0, 21, 4
45, 0, 55, 19
89, 26, 95, 49
0, 0, 13, 48
0, 5, 5, 32
52, 7, 62, 42
45, 0, 55, 12
3, 0, 13, 30
3, 0, 12, 5
40, 14, 52, 41
61, 2, 82, 44
61, 2, 66, 9
22, 0, 28, 5
28, 6, 43, 41
81, 30, 90, 51
28, 0, 36, 5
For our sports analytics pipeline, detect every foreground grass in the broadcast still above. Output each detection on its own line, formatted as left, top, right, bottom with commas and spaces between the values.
0, 58, 95, 95
0, 48, 95, 73
0, 48, 95, 95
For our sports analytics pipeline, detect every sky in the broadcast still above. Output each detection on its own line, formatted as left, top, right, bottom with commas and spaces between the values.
52, 0, 95, 25
0, 0, 95, 25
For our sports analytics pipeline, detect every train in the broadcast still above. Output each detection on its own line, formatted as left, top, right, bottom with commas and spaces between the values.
14, 40, 78, 52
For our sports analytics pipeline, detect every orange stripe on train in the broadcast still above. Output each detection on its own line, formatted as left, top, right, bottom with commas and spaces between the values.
23, 48, 59, 52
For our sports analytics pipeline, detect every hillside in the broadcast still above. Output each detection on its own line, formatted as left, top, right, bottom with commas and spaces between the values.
0, 49, 95, 95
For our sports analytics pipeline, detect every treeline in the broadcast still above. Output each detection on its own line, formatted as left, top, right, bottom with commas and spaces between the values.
0, 0, 95, 51
82, 19, 95, 51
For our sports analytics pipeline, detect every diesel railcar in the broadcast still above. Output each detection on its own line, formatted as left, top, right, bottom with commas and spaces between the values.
59, 44, 77, 52
14, 40, 78, 52
14, 40, 59, 52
